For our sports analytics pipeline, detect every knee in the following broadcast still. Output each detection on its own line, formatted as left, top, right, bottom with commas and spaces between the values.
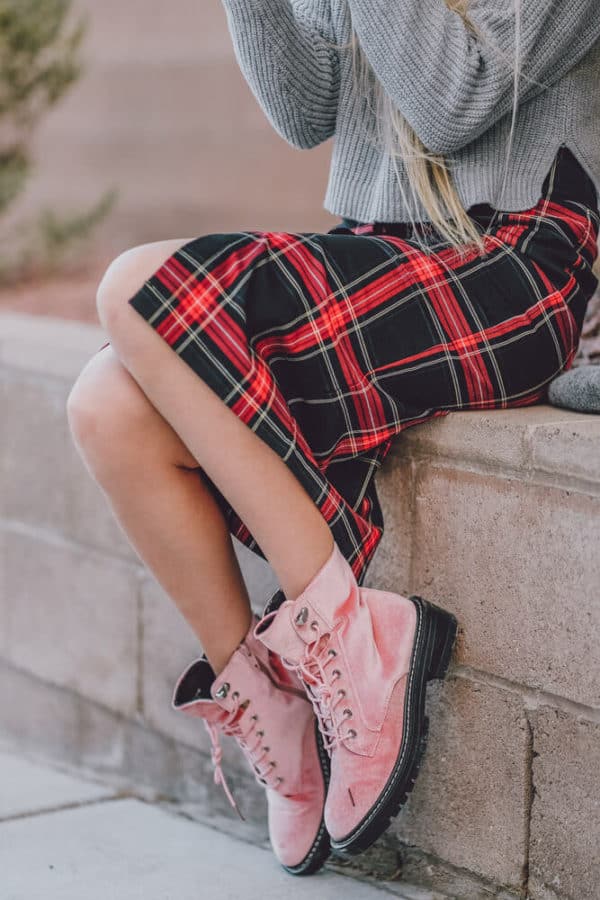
95, 245, 151, 335
66, 346, 149, 472
96, 237, 192, 336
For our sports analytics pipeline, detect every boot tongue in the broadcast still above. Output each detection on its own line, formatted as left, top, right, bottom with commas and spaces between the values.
255, 542, 357, 660
295, 541, 357, 625
210, 643, 273, 714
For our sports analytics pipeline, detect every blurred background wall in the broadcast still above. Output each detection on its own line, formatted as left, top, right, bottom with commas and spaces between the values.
1, 0, 598, 357
1, 0, 338, 321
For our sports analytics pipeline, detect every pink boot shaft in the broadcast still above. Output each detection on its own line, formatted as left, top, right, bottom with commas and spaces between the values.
171, 617, 330, 874
255, 541, 457, 855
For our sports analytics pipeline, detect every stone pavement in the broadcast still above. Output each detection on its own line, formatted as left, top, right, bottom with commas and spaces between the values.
0, 749, 434, 900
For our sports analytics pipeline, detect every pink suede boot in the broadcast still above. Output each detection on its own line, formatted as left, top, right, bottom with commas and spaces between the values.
254, 541, 457, 857
171, 617, 330, 875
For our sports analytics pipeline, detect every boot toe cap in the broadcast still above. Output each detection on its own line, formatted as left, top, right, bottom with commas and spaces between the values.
268, 789, 327, 868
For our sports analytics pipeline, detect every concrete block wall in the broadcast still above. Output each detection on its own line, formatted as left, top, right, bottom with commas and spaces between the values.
1, 312, 599, 899
365, 407, 600, 898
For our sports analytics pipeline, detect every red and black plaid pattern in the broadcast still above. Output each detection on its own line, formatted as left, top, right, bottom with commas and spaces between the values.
122, 144, 599, 588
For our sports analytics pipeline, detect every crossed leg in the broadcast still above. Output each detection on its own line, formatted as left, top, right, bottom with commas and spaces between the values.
67, 239, 334, 672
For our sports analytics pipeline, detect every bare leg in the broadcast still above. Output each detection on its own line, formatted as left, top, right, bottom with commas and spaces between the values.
67, 342, 252, 673
95, 240, 335, 604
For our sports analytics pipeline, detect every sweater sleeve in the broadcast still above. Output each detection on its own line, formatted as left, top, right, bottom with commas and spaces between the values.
346, 0, 600, 154
220, 0, 340, 149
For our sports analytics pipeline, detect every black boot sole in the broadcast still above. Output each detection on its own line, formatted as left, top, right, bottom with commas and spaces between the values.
281, 720, 332, 876
330, 596, 457, 858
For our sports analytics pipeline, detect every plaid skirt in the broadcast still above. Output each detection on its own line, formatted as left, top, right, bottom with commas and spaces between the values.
112, 143, 599, 590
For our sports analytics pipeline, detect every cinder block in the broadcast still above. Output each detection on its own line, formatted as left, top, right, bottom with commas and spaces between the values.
394, 677, 530, 889
529, 418, 600, 485
139, 575, 212, 751
396, 406, 597, 483
2, 528, 139, 715
0, 367, 138, 562
0, 660, 268, 831
0, 658, 128, 776
397, 408, 535, 471
410, 465, 600, 707
2, 375, 72, 536
362, 456, 414, 594
0, 526, 6, 651
0, 313, 105, 381
529, 707, 600, 900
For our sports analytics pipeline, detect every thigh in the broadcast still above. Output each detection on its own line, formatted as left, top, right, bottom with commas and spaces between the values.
347, 231, 580, 411
209, 226, 578, 412
121, 223, 578, 456
98, 238, 196, 308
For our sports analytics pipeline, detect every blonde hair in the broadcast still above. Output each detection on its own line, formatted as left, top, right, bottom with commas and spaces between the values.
337, 0, 524, 257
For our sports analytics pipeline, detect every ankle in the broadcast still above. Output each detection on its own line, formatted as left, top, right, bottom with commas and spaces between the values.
208, 609, 256, 675
282, 531, 336, 604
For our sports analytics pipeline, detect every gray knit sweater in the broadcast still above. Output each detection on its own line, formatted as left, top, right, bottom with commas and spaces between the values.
220, 0, 600, 223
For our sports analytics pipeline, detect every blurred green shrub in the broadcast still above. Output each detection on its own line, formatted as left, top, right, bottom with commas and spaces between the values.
0, 0, 117, 283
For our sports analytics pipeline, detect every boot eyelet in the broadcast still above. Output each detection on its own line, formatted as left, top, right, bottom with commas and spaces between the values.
270, 761, 277, 768
347, 729, 357, 739
263, 746, 270, 753
231, 690, 240, 700
256, 730, 264, 738
251, 714, 258, 721
343, 708, 353, 718
310, 621, 319, 631
332, 669, 341, 679
215, 682, 230, 699
337, 688, 346, 698
295, 607, 309, 625
327, 649, 337, 657
276, 776, 284, 785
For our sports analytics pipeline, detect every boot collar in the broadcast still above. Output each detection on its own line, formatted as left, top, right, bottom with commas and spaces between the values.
255, 542, 358, 662
171, 655, 214, 706
171, 656, 229, 725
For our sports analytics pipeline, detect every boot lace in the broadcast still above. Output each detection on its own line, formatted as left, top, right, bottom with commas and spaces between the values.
204, 692, 284, 820
282, 625, 356, 756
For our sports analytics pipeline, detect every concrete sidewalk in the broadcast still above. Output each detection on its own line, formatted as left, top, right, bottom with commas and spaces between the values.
0, 750, 427, 900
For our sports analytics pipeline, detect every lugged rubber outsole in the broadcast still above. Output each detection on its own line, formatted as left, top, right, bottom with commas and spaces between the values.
330, 596, 457, 858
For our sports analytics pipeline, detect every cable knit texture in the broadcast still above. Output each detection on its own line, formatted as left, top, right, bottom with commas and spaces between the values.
220, 0, 600, 222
